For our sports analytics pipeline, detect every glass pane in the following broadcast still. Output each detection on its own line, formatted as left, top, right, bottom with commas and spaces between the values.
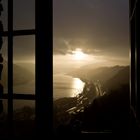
1, 37, 8, 93
13, 100, 35, 120
0, 99, 7, 116
0, 99, 8, 138
53, 0, 130, 133
13, 0, 35, 30
13, 36, 35, 94
13, 100, 35, 137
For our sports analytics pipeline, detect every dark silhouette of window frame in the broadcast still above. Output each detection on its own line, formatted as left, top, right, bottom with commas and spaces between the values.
1, 0, 36, 136
2, 0, 53, 137
130, 0, 140, 122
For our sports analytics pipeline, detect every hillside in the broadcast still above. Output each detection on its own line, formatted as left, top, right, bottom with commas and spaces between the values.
1, 61, 34, 89
68, 65, 130, 96
54, 65, 130, 133
69, 65, 125, 82
103, 66, 129, 91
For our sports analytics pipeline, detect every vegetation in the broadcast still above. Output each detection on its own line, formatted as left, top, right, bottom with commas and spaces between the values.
53, 65, 139, 133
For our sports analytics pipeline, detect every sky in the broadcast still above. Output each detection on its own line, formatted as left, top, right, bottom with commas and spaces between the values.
0, 0, 130, 68
53, 0, 130, 73
1, 0, 35, 62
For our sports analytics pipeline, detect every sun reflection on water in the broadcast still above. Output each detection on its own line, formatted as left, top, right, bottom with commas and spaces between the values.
72, 78, 85, 97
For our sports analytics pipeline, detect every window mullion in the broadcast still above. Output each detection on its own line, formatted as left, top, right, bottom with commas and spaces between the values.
8, 0, 13, 135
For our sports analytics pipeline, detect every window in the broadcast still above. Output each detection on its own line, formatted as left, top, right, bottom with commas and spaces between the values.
0, 0, 36, 137
1, 0, 139, 137
0, 0, 52, 138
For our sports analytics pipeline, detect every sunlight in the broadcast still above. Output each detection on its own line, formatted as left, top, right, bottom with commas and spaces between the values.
72, 48, 86, 60
72, 78, 85, 97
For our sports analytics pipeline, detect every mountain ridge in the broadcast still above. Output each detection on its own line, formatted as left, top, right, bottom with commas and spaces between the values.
68, 65, 129, 92
1, 61, 34, 88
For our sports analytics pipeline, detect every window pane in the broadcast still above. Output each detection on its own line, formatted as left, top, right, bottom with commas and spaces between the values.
0, 99, 8, 138
1, 0, 35, 31
13, 100, 35, 137
0, 99, 7, 116
13, 100, 35, 120
13, 36, 35, 94
1, 37, 8, 93
13, 0, 35, 30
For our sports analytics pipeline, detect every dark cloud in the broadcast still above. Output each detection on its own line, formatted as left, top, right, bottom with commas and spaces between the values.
53, 38, 69, 55
13, 0, 35, 30
53, 0, 130, 58
53, 37, 129, 58
1, 0, 35, 31
1, 0, 129, 60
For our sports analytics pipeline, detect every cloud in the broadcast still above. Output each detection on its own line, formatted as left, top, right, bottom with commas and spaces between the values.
53, 38, 69, 55
53, 0, 129, 58
53, 38, 104, 56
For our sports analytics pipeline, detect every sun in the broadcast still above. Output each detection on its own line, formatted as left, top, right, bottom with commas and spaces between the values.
72, 48, 86, 60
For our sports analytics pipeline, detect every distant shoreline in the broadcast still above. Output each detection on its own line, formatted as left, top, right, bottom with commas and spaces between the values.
65, 73, 87, 83
53, 73, 85, 100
